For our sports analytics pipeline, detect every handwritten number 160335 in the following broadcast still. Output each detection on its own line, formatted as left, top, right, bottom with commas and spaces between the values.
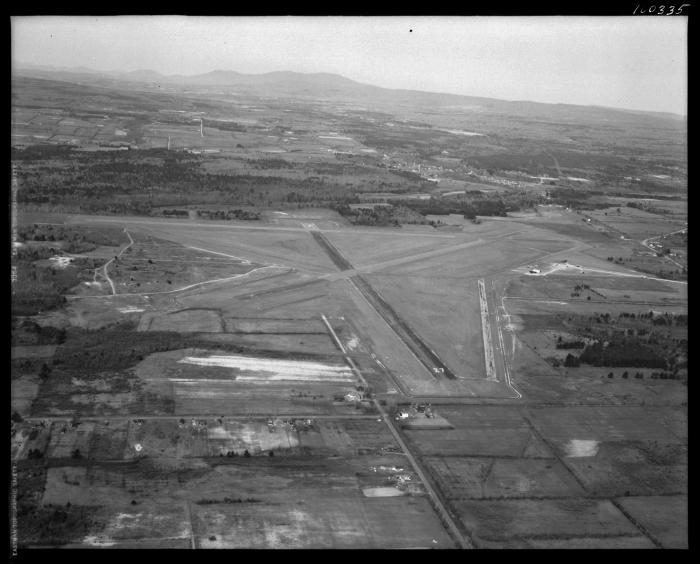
633, 4, 689, 14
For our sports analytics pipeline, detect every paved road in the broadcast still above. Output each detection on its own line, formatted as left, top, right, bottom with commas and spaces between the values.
322, 315, 473, 549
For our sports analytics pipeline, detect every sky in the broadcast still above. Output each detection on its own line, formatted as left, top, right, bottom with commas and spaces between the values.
11, 16, 688, 115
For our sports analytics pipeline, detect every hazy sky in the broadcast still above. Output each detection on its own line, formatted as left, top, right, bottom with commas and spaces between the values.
11, 16, 688, 115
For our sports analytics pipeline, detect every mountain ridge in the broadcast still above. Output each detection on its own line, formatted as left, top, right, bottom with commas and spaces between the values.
12, 63, 686, 121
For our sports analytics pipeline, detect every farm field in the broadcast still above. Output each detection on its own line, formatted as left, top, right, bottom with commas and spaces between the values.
13, 415, 454, 548
402, 404, 687, 548
11, 172, 686, 549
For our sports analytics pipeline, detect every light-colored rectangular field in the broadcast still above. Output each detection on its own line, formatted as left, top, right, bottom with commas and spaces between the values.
207, 420, 299, 456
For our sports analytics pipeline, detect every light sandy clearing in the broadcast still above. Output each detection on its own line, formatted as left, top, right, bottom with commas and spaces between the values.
362, 487, 406, 497
564, 439, 599, 457
49, 256, 73, 268
177, 354, 355, 382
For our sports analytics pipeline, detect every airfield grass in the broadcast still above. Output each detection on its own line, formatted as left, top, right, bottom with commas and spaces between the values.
141, 221, 340, 273
365, 274, 485, 380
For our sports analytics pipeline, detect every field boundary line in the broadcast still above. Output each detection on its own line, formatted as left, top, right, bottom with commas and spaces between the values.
609, 499, 664, 548
520, 410, 592, 497
185, 501, 197, 549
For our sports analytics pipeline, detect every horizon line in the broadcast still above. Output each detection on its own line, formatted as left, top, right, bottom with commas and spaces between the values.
12, 61, 687, 118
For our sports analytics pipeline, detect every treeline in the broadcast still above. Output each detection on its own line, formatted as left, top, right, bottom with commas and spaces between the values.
12, 320, 66, 346
194, 209, 260, 221
578, 340, 667, 368
334, 204, 432, 227
246, 158, 294, 170
11, 259, 96, 316
204, 119, 248, 132
545, 187, 612, 210
48, 324, 333, 374
335, 206, 401, 227
556, 341, 586, 349
398, 197, 507, 218
14, 147, 378, 214
12, 248, 103, 316
18, 224, 126, 250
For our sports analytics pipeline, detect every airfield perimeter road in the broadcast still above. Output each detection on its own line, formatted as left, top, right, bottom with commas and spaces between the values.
92, 228, 134, 295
